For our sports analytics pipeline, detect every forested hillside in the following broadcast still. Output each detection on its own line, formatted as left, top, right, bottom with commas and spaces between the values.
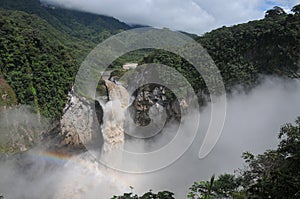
0, 1, 299, 119
143, 6, 300, 93
0, 0, 130, 42
0, 9, 90, 118
198, 6, 300, 89
0, 0, 131, 118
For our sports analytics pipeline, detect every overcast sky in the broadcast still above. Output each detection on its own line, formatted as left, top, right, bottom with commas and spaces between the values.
41, 0, 300, 34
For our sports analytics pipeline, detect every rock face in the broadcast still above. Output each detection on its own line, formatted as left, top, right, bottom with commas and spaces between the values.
43, 76, 186, 152
124, 66, 187, 126
60, 93, 94, 147
43, 79, 130, 152
132, 85, 168, 126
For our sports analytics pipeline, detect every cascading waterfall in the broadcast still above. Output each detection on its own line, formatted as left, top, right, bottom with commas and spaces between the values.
10, 79, 171, 199
38, 80, 134, 199
101, 80, 129, 153
0, 78, 182, 199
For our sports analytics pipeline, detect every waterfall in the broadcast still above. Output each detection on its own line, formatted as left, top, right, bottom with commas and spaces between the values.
101, 80, 129, 153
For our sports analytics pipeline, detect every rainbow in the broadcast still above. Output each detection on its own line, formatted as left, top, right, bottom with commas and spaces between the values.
28, 150, 134, 196
29, 150, 76, 166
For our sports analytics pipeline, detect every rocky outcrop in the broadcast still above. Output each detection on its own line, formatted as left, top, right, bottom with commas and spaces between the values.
60, 92, 94, 147
42, 89, 103, 152
131, 85, 168, 126
42, 74, 187, 152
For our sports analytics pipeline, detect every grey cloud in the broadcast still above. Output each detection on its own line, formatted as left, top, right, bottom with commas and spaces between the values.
40, 0, 270, 34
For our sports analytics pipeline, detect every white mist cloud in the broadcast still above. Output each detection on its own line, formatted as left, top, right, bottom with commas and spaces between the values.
0, 77, 300, 198
39, 0, 296, 35
0, 151, 133, 199
132, 77, 300, 198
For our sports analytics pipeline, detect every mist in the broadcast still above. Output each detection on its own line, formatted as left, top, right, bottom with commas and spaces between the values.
134, 77, 300, 197
0, 77, 300, 198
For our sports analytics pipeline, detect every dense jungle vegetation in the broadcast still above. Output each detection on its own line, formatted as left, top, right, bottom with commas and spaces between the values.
0, 0, 130, 118
143, 6, 300, 94
1, 1, 299, 118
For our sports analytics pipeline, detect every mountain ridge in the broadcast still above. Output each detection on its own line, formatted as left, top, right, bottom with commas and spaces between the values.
0, 1, 299, 120
0, 0, 131, 43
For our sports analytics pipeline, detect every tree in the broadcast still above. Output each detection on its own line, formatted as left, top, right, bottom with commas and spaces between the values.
188, 174, 244, 199
292, 4, 300, 14
265, 6, 286, 18
112, 190, 175, 199
214, 174, 243, 197
241, 117, 300, 198
188, 175, 224, 199
188, 116, 300, 199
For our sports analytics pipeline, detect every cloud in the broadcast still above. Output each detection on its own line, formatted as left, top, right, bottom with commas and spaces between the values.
0, 151, 133, 199
265, 0, 300, 9
39, 0, 298, 35
133, 77, 300, 197
194, 0, 264, 31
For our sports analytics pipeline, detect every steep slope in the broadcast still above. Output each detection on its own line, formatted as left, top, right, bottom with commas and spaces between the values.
1, 2, 300, 121
0, 0, 130, 43
143, 8, 300, 93
198, 11, 300, 89
0, 9, 91, 118
0, 0, 132, 119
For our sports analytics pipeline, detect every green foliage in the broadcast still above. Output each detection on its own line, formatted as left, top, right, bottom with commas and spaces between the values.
1, 2, 299, 198
197, 9, 300, 90
110, 49, 153, 69
1, 1, 299, 120
0, 0, 130, 43
110, 69, 128, 81
112, 190, 175, 199
96, 78, 107, 96
213, 174, 243, 197
188, 176, 217, 199
142, 50, 207, 102
188, 174, 244, 199
241, 117, 300, 198
292, 4, 300, 14
142, 8, 300, 98
0, 0, 133, 119
0, 9, 85, 118
116, 116, 300, 199
0, 76, 17, 107
188, 116, 300, 199
265, 6, 286, 18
